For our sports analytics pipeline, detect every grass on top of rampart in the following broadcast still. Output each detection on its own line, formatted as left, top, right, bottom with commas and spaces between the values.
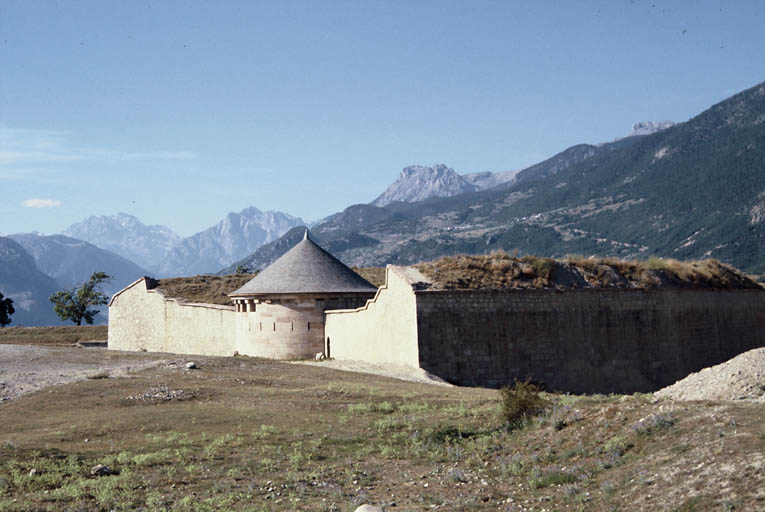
414, 252, 763, 291
151, 274, 255, 305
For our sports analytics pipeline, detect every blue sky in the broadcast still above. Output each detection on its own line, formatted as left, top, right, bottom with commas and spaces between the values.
1, 0, 763, 237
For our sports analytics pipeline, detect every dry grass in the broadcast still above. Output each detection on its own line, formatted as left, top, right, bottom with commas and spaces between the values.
0, 326, 108, 346
152, 269, 385, 305
151, 274, 256, 305
414, 251, 763, 290
351, 267, 386, 288
0, 348, 762, 511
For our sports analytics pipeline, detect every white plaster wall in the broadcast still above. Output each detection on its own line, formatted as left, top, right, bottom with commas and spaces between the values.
234, 298, 326, 359
108, 279, 166, 352
108, 278, 236, 356
164, 301, 236, 356
325, 266, 420, 366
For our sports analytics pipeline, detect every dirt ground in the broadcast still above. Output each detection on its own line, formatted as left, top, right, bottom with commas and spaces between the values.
0, 345, 168, 402
0, 344, 450, 403
1, 343, 764, 511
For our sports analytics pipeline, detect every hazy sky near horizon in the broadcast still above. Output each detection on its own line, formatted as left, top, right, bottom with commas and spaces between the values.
1, 0, 764, 237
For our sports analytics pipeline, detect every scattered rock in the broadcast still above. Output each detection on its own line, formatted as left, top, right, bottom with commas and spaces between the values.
126, 385, 193, 402
28, 469, 39, 477
90, 464, 115, 477
185, 362, 197, 369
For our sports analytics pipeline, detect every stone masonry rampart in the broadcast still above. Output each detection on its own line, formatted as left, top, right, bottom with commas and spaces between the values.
415, 288, 765, 393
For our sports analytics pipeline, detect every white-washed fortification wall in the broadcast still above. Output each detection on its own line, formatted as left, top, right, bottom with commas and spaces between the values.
235, 294, 373, 359
108, 278, 236, 356
325, 267, 420, 366
235, 297, 326, 359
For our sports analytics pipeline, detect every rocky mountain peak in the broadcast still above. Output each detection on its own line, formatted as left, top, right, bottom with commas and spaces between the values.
626, 121, 676, 137
158, 207, 304, 276
372, 164, 477, 207
63, 213, 181, 273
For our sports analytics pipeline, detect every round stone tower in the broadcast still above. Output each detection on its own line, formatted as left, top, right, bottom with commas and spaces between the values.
229, 230, 378, 359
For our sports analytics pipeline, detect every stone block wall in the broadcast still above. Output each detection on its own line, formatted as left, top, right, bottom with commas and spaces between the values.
415, 288, 765, 393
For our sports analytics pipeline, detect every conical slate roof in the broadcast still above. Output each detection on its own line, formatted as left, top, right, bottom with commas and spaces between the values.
229, 231, 377, 296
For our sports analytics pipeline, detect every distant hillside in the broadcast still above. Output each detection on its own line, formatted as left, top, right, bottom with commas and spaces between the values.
231, 81, 765, 278
0, 237, 63, 326
9, 233, 151, 300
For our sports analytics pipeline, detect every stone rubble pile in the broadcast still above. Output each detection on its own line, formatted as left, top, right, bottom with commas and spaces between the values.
125, 385, 191, 402
655, 348, 765, 402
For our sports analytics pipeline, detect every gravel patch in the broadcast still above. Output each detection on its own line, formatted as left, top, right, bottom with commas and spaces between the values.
655, 348, 765, 402
0, 344, 166, 402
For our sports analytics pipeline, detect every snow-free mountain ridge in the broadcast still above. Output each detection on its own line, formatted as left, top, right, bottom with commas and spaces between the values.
64, 213, 180, 273
63, 208, 304, 277
159, 207, 304, 276
232, 85, 765, 279
0, 237, 63, 326
9, 233, 151, 300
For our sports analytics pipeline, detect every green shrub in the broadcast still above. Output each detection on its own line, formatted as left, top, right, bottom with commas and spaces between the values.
499, 380, 550, 431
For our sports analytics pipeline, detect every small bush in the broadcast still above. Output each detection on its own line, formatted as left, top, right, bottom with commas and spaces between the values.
499, 380, 550, 431
426, 425, 477, 443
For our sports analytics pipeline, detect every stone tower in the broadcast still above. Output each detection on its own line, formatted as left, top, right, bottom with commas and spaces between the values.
229, 230, 378, 359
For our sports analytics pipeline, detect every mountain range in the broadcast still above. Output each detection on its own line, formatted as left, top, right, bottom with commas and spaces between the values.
229, 81, 765, 278
3, 81, 764, 326
8, 234, 151, 299
63, 213, 180, 274
159, 207, 303, 276
63, 208, 304, 276
0, 208, 302, 325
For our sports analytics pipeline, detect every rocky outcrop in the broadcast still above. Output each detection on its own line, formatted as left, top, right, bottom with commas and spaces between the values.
625, 120, 676, 137
371, 164, 478, 206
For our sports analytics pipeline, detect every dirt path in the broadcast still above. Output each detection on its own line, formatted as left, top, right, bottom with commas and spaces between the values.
293, 358, 453, 386
0, 344, 167, 402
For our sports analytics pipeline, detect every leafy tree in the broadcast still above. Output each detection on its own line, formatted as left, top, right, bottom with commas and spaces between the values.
50, 272, 111, 326
0, 292, 14, 327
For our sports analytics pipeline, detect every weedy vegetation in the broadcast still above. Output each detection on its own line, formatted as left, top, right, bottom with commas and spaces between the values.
414, 251, 763, 290
0, 331, 762, 510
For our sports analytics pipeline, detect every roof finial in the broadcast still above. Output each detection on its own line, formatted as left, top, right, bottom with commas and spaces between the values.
303, 229, 309, 241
